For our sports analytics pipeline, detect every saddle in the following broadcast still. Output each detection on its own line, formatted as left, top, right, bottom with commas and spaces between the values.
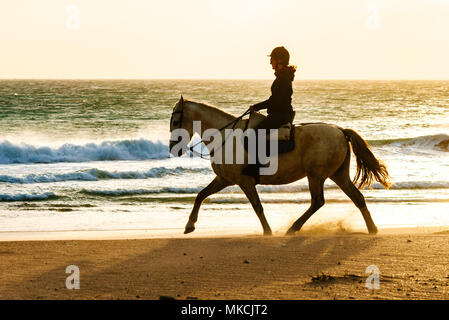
246, 112, 294, 141
242, 112, 296, 155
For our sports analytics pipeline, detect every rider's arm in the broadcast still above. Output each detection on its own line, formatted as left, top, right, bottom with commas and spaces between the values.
252, 98, 271, 111
253, 77, 291, 112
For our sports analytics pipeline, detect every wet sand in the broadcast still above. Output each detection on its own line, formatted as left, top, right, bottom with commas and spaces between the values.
1, 229, 449, 300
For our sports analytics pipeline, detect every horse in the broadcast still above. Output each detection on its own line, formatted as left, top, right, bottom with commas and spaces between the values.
169, 96, 391, 236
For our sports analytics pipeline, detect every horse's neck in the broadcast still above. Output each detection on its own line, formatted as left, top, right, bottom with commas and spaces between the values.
186, 101, 237, 134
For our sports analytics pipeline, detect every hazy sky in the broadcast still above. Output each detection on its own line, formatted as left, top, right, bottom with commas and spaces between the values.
1, 0, 448, 79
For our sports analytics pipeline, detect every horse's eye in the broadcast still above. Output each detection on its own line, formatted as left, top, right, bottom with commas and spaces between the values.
173, 121, 179, 126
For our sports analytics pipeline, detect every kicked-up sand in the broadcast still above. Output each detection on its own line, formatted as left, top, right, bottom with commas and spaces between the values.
1, 228, 449, 299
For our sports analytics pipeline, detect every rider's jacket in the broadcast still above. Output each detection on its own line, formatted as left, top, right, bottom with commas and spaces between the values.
252, 66, 296, 124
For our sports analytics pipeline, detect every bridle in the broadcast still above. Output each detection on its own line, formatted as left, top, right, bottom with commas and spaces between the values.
170, 106, 184, 130
169, 98, 251, 160
169, 100, 186, 156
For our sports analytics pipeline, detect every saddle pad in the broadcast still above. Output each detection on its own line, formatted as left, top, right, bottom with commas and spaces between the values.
246, 112, 292, 141
267, 122, 291, 141
243, 124, 295, 156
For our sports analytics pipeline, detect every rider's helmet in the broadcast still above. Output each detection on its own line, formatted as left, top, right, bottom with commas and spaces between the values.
268, 46, 290, 66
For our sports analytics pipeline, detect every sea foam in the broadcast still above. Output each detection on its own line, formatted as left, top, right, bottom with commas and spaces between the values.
0, 192, 58, 202
368, 134, 449, 152
79, 180, 449, 197
0, 139, 170, 164
0, 166, 211, 184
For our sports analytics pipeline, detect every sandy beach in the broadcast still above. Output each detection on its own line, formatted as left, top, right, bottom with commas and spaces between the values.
1, 229, 449, 300
2, 0, 449, 305
1, 80, 448, 301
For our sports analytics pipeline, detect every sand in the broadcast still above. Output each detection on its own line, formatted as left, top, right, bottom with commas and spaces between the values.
1, 229, 449, 300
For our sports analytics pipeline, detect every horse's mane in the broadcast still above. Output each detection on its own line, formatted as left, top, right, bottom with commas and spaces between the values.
184, 99, 237, 120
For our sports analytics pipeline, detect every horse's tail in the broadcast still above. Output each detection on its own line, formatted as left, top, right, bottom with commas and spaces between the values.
342, 129, 391, 189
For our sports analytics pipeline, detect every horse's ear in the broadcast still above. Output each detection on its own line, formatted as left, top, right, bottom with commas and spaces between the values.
180, 95, 184, 104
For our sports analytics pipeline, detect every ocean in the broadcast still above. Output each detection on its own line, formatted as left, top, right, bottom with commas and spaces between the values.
0, 79, 448, 238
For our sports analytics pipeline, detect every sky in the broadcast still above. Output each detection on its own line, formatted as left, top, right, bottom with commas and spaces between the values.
0, 0, 448, 79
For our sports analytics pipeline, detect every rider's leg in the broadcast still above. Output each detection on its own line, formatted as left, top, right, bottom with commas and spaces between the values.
241, 112, 295, 182
242, 117, 278, 182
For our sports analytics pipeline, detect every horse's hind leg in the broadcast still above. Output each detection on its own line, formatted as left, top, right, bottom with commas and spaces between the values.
239, 182, 272, 236
330, 167, 378, 234
184, 176, 232, 234
286, 176, 325, 235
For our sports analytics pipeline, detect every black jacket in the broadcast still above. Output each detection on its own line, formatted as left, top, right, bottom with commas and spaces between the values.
252, 66, 295, 122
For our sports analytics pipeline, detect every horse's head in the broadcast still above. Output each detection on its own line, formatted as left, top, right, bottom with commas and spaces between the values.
169, 96, 192, 156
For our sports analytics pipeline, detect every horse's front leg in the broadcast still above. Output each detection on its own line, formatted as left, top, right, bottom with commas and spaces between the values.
184, 176, 232, 234
239, 182, 272, 236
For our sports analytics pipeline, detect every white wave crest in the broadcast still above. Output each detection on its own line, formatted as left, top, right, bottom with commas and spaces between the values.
0, 192, 58, 202
369, 134, 449, 152
79, 180, 449, 197
0, 139, 170, 164
0, 166, 211, 184
80, 187, 203, 196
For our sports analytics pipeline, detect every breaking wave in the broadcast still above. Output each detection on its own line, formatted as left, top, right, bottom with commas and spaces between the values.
0, 166, 211, 184
368, 134, 449, 152
79, 180, 449, 197
0, 139, 170, 164
80, 187, 204, 196
0, 192, 59, 202
2, 180, 448, 202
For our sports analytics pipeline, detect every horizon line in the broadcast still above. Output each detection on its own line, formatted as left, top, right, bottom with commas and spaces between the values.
1, 78, 449, 81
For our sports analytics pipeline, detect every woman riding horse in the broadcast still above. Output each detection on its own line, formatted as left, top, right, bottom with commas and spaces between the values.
170, 46, 390, 236
242, 46, 297, 180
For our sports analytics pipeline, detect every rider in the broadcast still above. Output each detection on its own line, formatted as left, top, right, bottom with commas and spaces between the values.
242, 46, 296, 181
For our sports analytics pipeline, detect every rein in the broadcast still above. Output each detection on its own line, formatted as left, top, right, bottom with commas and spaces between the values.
170, 104, 251, 160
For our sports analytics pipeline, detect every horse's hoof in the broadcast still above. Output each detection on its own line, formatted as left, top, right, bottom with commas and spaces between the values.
184, 226, 195, 234
263, 230, 272, 236
368, 226, 378, 235
285, 228, 296, 236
